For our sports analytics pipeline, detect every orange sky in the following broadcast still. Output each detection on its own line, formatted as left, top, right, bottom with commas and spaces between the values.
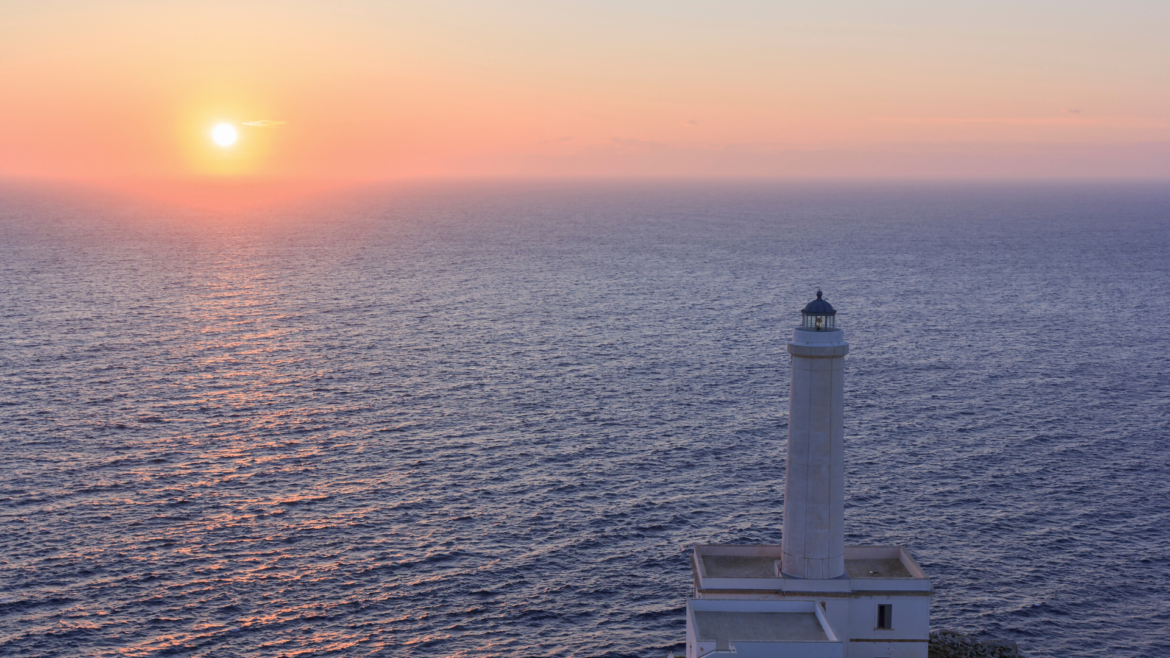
2, 0, 1168, 182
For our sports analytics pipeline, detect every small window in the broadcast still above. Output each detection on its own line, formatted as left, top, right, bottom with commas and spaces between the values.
876, 604, 893, 630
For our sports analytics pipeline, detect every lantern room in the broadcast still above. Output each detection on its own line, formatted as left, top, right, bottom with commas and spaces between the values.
801, 290, 837, 331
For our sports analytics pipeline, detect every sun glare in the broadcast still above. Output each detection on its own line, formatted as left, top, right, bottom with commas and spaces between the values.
212, 123, 238, 147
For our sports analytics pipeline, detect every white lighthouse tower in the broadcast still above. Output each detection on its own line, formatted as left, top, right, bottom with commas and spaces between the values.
782, 290, 848, 580
683, 292, 932, 658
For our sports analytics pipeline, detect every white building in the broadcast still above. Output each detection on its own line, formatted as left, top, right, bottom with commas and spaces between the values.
684, 292, 931, 658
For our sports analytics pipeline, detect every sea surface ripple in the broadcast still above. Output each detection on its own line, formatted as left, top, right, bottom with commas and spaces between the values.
1, 182, 1168, 657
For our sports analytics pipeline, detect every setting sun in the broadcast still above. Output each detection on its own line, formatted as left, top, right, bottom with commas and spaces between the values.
211, 124, 237, 147
1, 3, 1167, 657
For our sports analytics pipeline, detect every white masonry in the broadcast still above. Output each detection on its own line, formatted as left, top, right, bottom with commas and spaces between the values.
684, 292, 932, 658
781, 299, 849, 580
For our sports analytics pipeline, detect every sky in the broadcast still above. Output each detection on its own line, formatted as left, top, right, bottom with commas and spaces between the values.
2, 0, 1168, 182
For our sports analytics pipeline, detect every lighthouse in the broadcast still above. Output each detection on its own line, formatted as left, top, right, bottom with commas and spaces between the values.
782, 290, 848, 580
683, 292, 932, 658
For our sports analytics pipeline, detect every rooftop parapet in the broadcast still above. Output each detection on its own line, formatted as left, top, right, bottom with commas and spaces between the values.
692, 544, 931, 594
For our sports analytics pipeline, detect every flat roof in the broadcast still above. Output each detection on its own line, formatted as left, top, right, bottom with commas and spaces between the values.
695, 545, 928, 582
845, 558, 913, 579
692, 611, 828, 650
701, 554, 915, 580
702, 554, 777, 578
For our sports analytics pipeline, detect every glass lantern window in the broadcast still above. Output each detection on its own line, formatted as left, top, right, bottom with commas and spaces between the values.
803, 314, 835, 331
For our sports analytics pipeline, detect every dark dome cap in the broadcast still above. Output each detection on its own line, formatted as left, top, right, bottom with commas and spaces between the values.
801, 290, 837, 316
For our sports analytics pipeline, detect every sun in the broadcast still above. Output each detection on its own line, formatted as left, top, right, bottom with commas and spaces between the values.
211, 123, 238, 147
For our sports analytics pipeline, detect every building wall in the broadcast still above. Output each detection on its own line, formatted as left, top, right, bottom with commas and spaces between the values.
846, 594, 930, 658
694, 591, 929, 658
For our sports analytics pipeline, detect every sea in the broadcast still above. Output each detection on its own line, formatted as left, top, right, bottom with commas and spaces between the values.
1, 180, 1167, 658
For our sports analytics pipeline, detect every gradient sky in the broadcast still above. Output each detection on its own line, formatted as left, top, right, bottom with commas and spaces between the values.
2, 0, 1168, 181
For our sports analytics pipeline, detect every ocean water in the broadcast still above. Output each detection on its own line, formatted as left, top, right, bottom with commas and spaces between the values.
1, 181, 1168, 658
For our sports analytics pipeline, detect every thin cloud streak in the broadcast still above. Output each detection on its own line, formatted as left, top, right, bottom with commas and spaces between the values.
874, 115, 1164, 128
242, 120, 287, 127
